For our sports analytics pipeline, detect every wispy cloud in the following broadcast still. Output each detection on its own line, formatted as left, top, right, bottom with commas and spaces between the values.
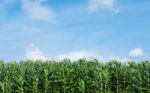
88, 0, 120, 14
129, 48, 144, 57
21, 0, 55, 20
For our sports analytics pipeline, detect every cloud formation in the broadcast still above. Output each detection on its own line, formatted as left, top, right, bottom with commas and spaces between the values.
129, 48, 144, 57
24, 44, 131, 63
25, 43, 47, 60
88, 0, 119, 14
55, 51, 98, 61
21, 0, 54, 20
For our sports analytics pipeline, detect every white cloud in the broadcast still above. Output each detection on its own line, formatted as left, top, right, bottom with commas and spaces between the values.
55, 51, 99, 61
88, 0, 119, 14
55, 51, 130, 63
87, 54, 130, 63
21, 0, 55, 20
24, 44, 131, 63
25, 43, 47, 60
129, 48, 144, 57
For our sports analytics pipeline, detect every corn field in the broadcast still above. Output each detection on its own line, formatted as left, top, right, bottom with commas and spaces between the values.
0, 59, 150, 93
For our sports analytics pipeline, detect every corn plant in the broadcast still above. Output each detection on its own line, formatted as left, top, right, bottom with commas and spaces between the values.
0, 59, 150, 93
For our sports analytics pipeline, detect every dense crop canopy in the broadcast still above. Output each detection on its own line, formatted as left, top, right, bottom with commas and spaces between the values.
0, 59, 150, 93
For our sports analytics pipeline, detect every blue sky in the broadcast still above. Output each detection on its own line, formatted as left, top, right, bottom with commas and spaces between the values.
0, 0, 150, 61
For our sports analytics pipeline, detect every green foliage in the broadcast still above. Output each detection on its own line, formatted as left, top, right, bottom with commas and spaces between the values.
0, 59, 150, 93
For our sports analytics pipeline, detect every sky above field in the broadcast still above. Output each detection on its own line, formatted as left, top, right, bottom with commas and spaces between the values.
0, 0, 150, 62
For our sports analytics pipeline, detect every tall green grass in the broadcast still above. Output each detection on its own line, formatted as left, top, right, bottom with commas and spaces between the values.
0, 59, 150, 93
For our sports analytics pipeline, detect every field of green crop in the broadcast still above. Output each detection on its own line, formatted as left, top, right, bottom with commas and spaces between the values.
0, 59, 150, 93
